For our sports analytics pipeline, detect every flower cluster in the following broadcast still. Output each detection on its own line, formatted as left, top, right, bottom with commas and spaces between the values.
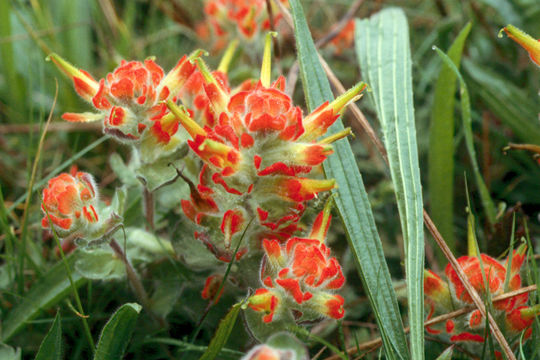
172, 37, 364, 261
48, 53, 197, 162
424, 245, 539, 352
202, 0, 285, 43
503, 24, 540, 67
248, 206, 345, 322
41, 171, 100, 236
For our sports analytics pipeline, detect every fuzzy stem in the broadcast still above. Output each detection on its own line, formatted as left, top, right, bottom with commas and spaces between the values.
143, 187, 154, 231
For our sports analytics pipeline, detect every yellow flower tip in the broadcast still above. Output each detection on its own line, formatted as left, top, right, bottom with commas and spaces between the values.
260, 32, 278, 87
189, 49, 209, 61
195, 57, 217, 84
330, 82, 367, 113
218, 40, 239, 74
520, 304, 540, 320
46, 53, 79, 78
46, 53, 99, 101
319, 127, 354, 144
515, 242, 527, 256
502, 24, 540, 67
166, 100, 206, 138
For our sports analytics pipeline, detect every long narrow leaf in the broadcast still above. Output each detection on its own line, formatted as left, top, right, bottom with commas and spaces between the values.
434, 49, 497, 225
94, 303, 142, 360
1, 252, 86, 342
199, 303, 241, 360
428, 23, 472, 255
355, 8, 424, 359
35, 312, 62, 360
289, 1, 410, 359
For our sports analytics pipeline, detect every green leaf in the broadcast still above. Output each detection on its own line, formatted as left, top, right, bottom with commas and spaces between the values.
35, 312, 62, 360
355, 8, 424, 359
244, 305, 296, 343
428, 23, 472, 255
288, 1, 409, 359
94, 303, 142, 360
198, 302, 241, 360
463, 60, 540, 145
109, 154, 138, 187
434, 49, 497, 224
75, 248, 126, 280
1, 252, 86, 342
266, 332, 309, 360
435, 345, 454, 360
0, 343, 21, 360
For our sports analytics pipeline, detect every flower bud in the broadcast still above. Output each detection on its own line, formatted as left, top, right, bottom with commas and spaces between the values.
41, 172, 100, 236
201, 274, 225, 302
242, 345, 282, 360
248, 289, 280, 323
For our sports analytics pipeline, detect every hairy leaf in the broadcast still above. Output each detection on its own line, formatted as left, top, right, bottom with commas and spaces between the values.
428, 23, 472, 254
356, 8, 424, 359
94, 303, 142, 360
289, 0, 410, 358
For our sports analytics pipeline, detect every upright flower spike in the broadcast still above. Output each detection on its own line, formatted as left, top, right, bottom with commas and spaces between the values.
502, 25, 540, 67
49, 53, 197, 153
424, 246, 537, 351
250, 206, 346, 323
41, 171, 100, 237
170, 58, 364, 260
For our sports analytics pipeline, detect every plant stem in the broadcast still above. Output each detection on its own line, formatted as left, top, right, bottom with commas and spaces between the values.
45, 212, 95, 352
143, 187, 154, 230
109, 238, 164, 327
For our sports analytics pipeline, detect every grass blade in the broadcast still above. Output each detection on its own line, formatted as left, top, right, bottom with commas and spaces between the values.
355, 8, 424, 359
1, 252, 86, 342
433, 49, 497, 225
428, 23, 472, 255
198, 302, 241, 360
289, 1, 410, 359
35, 311, 62, 360
94, 303, 142, 360
463, 60, 540, 145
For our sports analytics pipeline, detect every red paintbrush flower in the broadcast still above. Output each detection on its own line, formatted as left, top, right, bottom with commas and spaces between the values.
41, 171, 100, 236
250, 205, 346, 322
170, 35, 364, 261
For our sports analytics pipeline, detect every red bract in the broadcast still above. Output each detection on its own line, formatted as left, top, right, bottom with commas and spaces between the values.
201, 274, 225, 302
170, 50, 364, 261
41, 171, 99, 236
330, 19, 355, 55
49, 53, 196, 146
250, 207, 346, 322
